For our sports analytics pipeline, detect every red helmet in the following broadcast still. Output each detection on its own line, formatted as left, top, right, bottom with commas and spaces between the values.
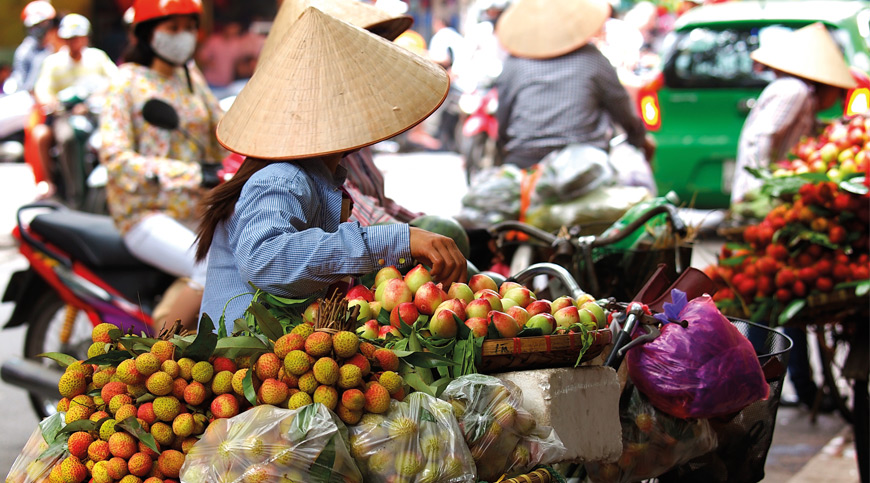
21, 1, 56, 28
132, 0, 203, 25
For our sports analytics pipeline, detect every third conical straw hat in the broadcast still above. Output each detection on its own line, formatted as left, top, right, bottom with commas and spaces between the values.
751, 22, 856, 90
216, 7, 448, 160
259, 0, 412, 63
496, 0, 610, 59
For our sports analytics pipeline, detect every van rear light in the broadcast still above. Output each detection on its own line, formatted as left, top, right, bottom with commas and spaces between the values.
638, 72, 664, 131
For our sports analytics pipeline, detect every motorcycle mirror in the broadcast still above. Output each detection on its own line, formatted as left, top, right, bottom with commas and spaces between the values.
142, 99, 180, 131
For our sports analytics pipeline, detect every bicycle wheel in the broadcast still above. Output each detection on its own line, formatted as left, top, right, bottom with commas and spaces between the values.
813, 322, 854, 423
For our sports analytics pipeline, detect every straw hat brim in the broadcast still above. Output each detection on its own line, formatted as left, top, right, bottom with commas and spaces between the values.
497, 0, 610, 59
216, 7, 448, 160
750, 22, 856, 90
259, 0, 413, 62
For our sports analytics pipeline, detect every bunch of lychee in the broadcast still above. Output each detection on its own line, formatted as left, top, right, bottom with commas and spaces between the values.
347, 264, 607, 343
347, 392, 476, 483
180, 404, 363, 483
442, 374, 565, 482
708, 179, 869, 314
251, 322, 406, 426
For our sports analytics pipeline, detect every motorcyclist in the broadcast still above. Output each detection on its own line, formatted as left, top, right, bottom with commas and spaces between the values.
99, 0, 226, 331
32, 14, 118, 199
5, 1, 58, 95
494, 0, 655, 169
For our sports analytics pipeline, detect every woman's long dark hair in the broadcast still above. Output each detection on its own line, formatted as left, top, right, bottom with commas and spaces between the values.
122, 19, 160, 65
195, 157, 273, 261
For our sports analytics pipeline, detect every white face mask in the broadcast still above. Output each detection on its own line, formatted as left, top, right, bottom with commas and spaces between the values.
151, 30, 197, 65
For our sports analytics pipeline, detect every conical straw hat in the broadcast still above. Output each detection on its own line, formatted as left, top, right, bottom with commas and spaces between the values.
496, 0, 610, 59
259, 0, 412, 63
751, 22, 856, 90
216, 7, 448, 160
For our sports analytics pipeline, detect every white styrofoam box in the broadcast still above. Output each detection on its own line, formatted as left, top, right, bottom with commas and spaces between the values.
494, 366, 623, 463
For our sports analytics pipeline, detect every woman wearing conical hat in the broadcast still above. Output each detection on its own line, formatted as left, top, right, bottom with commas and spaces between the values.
494, 0, 655, 170
196, 7, 466, 322
731, 22, 857, 205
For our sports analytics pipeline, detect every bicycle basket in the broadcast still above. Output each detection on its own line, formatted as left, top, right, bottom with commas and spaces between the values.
582, 244, 693, 302
658, 317, 793, 483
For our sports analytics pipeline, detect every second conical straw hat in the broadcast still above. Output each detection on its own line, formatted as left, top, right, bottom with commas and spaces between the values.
496, 0, 610, 59
259, 0, 413, 63
216, 7, 448, 160
750, 22, 856, 90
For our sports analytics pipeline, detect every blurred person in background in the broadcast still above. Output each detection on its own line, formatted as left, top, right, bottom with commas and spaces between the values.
735, 23, 855, 410
6, 1, 59, 95
100, 0, 227, 331
429, 15, 466, 152
495, 0, 654, 169
196, 20, 264, 96
32, 14, 118, 198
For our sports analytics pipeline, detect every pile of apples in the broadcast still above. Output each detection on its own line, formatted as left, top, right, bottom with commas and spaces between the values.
320, 265, 608, 342
708, 179, 869, 318
774, 115, 870, 182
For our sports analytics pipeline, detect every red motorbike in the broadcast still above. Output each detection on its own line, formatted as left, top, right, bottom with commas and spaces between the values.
459, 86, 500, 183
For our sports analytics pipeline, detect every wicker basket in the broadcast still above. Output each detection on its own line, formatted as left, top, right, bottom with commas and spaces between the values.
477, 329, 612, 373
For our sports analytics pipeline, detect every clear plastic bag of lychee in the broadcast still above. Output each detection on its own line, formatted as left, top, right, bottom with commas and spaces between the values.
584, 384, 717, 483
179, 404, 362, 483
441, 374, 567, 482
347, 392, 477, 482
6, 413, 68, 483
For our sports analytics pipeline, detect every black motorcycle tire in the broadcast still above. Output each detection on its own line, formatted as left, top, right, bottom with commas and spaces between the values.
23, 292, 93, 419
463, 132, 497, 184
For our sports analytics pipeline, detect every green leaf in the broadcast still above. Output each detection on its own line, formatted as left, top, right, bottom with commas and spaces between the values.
788, 231, 839, 250
408, 331, 424, 352
402, 371, 436, 396
181, 314, 218, 362
243, 366, 258, 406
58, 419, 101, 435
376, 309, 391, 327
107, 328, 124, 341
778, 299, 807, 326
840, 177, 869, 195
37, 436, 69, 461
116, 417, 159, 453
456, 314, 471, 340
486, 314, 500, 339
264, 293, 313, 307
217, 312, 228, 339
397, 320, 414, 338
856, 280, 870, 297
37, 352, 78, 368
83, 350, 133, 366
136, 393, 156, 404
719, 255, 747, 267
430, 376, 453, 398
310, 435, 337, 483
400, 351, 457, 369
39, 412, 66, 445
247, 301, 285, 342
213, 336, 271, 360
419, 336, 455, 356
233, 318, 248, 335
517, 327, 543, 337
289, 403, 316, 442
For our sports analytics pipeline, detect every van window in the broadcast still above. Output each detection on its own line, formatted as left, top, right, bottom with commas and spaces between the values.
663, 27, 773, 88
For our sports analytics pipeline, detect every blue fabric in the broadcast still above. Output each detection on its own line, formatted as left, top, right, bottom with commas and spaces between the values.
199, 160, 412, 322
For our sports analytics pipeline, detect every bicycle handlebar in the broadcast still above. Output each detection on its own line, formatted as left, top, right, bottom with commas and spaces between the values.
508, 262, 587, 300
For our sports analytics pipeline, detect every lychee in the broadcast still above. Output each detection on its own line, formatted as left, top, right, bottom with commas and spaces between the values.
312, 357, 339, 385
336, 364, 362, 389
341, 388, 365, 411
373, 348, 400, 371
67, 431, 93, 459
287, 391, 312, 409
211, 370, 234, 395
183, 381, 208, 405
127, 452, 152, 477
364, 383, 391, 413
91, 460, 112, 483
157, 449, 185, 478
58, 370, 87, 398
191, 361, 214, 383
101, 381, 127, 405
172, 413, 195, 438
108, 431, 137, 459
212, 356, 237, 374
291, 322, 314, 338
332, 331, 360, 358
344, 353, 371, 377
273, 333, 305, 359
60, 455, 88, 483
255, 352, 281, 381
116, 359, 144, 385
177, 357, 195, 380
106, 456, 128, 479
313, 385, 338, 410
171, 376, 189, 399
135, 352, 161, 377
114, 403, 138, 422
231, 368, 252, 396
99, 418, 117, 441
377, 371, 403, 395
297, 371, 318, 394
210, 393, 239, 419
152, 396, 182, 422
88, 341, 107, 359
283, 350, 311, 376
336, 403, 363, 425
151, 421, 175, 446
395, 450, 424, 477
258, 378, 289, 406
150, 340, 175, 363
92, 323, 119, 344
145, 371, 173, 396
304, 331, 333, 357
65, 403, 93, 424
88, 439, 111, 461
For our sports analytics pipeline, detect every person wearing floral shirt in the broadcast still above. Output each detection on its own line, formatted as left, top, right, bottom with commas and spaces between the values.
99, 0, 225, 330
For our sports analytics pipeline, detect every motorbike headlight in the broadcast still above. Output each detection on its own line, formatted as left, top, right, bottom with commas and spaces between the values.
459, 94, 482, 115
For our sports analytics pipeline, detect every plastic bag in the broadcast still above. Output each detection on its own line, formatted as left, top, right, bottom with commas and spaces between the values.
525, 185, 651, 232
585, 384, 717, 483
180, 404, 363, 483
441, 374, 567, 482
533, 144, 614, 204
462, 165, 522, 215
6, 413, 68, 483
347, 392, 476, 482
626, 292, 769, 419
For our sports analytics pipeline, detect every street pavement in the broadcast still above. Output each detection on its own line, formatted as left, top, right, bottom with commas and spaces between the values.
0, 155, 859, 479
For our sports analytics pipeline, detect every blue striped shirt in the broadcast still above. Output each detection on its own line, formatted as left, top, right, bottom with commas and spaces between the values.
199, 160, 412, 322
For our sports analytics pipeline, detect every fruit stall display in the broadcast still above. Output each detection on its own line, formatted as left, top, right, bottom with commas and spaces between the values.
711, 115, 870, 325
7, 263, 611, 483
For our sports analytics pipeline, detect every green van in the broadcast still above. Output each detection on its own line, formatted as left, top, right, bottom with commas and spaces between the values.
639, 0, 870, 208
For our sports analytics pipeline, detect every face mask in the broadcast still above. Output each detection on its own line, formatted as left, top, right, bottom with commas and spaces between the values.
29, 24, 48, 41
150, 30, 197, 65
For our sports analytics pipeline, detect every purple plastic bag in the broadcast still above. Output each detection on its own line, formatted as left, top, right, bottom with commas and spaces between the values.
626, 292, 769, 419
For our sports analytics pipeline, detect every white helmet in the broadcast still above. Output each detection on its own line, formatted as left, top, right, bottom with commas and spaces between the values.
58, 13, 90, 39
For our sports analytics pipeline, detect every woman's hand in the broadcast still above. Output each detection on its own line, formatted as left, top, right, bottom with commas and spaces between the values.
409, 227, 467, 286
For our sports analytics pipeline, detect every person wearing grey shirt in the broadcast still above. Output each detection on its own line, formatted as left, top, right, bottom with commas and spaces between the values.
495, 0, 654, 169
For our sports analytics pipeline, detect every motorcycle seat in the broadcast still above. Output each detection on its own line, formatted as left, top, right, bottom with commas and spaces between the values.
30, 210, 151, 270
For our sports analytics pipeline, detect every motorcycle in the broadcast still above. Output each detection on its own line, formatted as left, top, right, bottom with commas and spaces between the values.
0, 91, 33, 163
458, 85, 500, 183
51, 84, 105, 213
0, 99, 234, 418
